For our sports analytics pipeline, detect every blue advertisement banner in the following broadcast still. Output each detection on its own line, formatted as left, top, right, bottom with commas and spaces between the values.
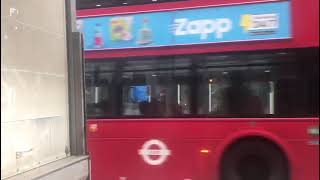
77, 1, 290, 50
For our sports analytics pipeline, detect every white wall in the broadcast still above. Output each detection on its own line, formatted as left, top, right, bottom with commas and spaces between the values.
1, 0, 70, 178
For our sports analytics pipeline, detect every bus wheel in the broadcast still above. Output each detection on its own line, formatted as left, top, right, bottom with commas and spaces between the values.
220, 138, 289, 180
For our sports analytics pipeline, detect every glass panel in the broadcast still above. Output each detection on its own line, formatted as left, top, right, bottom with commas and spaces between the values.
197, 68, 274, 116
121, 69, 192, 117
1, 0, 69, 178
84, 48, 319, 119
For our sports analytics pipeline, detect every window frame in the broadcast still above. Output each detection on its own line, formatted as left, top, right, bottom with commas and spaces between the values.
65, 0, 87, 155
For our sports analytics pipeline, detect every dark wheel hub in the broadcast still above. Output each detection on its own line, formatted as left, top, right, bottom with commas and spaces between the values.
237, 155, 270, 180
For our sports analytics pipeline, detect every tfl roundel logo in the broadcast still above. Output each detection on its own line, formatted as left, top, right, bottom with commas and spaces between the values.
138, 139, 171, 165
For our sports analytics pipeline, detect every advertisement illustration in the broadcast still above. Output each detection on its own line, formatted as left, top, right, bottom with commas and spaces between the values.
76, 19, 87, 45
110, 16, 133, 41
76, 19, 83, 32
137, 18, 153, 45
240, 13, 279, 35
93, 23, 103, 48
78, 1, 290, 50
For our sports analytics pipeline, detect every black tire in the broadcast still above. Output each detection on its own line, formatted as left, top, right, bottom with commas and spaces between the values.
220, 138, 289, 180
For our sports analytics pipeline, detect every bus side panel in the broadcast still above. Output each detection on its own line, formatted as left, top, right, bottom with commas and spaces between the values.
86, 118, 319, 180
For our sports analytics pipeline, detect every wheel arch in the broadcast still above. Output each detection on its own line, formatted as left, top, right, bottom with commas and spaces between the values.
213, 129, 294, 180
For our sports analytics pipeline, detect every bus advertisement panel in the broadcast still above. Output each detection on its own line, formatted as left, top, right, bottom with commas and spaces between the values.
77, 1, 290, 50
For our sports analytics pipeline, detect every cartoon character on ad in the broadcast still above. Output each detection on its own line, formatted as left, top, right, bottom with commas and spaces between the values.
110, 16, 133, 41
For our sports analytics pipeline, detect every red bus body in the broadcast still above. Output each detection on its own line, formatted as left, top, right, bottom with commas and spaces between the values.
77, 0, 319, 179
86, 118, 319, 180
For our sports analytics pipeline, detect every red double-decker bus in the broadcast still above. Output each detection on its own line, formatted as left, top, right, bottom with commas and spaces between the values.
77, 0, 319, 179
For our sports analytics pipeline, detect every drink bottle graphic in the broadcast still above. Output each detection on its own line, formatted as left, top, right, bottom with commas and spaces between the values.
93, 23, 103, 48
137, 18, 152, 45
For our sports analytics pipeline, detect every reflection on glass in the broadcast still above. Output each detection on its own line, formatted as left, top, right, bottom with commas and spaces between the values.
84, 48, 319, 118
